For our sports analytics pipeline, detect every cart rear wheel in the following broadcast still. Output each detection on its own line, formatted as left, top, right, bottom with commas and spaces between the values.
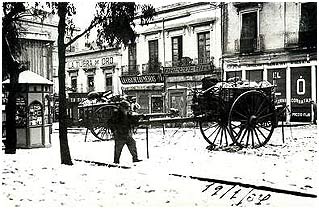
90, 105, 118, 141
228, 90, 276, 148
199, 99, 234, 147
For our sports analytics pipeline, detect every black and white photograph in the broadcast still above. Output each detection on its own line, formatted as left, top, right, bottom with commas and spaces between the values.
1, 1, 318, 208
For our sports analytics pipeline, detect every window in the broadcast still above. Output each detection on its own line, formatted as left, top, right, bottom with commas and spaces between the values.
246, 70, 263, 82
151, 96, 163, 113
172, 36, 183, 66
198, 32, 210, 64
240, 11, 257, 53
148, 40, 159, 73
128, 43, 137, 73
149, 40, 158, 62
299, 3, 317, 47
87, 76, 94, 92
71, 76, 77, 91
105, 74, 112, 92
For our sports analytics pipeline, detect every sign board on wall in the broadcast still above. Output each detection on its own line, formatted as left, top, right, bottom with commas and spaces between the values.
120, 74, 164, 84
290, 67, 312, 122
163, 64, 212, 75
67, 57, 114, 69
267, 68, 286, 104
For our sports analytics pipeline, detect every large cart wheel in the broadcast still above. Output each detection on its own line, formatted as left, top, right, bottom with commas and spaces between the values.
199, 99, 234, 147
228, 90, 276, 148
90, 105, 118, 141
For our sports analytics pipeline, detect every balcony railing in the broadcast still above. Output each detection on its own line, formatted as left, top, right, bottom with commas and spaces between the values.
142, 60, 162, 74
285, 31, 317, 48
67, 84, 84, 93
165, 57, 214, 67
235, 35, 264, 53
87, 86, 95, 93
121, 65, 140, 76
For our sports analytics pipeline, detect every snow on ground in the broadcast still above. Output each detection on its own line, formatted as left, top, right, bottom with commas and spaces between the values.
1, 123, 318, 208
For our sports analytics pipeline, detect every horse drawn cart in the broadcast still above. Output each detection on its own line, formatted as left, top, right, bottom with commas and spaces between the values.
78, 77, 286, 149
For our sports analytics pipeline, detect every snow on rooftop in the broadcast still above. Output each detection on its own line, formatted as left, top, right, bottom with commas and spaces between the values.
3, 70, 53, 85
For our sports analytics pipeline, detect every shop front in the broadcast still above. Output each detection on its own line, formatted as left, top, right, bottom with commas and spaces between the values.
67, 92, 88, 126
120, 74, 164, 114
163, 63, 221, 117
224, 62, 317, 122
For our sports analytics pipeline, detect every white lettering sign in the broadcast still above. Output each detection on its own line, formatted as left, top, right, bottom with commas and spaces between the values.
296, 76, 305, 95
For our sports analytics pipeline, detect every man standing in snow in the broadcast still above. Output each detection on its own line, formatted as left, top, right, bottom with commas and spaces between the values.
109, 100, 142, 164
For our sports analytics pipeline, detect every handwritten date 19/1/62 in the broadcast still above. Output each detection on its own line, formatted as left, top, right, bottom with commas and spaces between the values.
202, 183, 271, 206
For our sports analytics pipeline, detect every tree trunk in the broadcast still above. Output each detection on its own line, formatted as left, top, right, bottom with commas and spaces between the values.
57, 2, 73, 165
4, 73, 19, 154
3, 34, 19, 154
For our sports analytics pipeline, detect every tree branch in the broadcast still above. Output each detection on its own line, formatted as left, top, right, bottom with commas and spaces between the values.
64, 19, 98, 48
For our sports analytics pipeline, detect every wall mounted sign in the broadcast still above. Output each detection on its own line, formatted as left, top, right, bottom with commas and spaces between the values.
120, 74, 164, 84
163, 64, 212, 75
67, 57, 114, 69
290, 67, 312, 122
267, 68, 286, 104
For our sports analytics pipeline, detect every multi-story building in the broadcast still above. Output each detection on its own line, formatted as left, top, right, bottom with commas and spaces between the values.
120, 2, 222, 116
65, 48, 122, 124
221, 2, 317, 122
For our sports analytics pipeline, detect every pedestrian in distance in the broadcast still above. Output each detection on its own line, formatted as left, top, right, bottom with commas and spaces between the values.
109, 100, 142, 164
310, 100, 317, 125
130, 97, 141, 113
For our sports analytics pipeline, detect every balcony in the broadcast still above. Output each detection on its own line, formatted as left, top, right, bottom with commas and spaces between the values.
163, 57, 214, 75
235, 35, 264, 54
285, 31, 317, 49
121, 65, 140, 76
165, 57, 214, 67
66, 84, 84, 93
142, 60, 162, 74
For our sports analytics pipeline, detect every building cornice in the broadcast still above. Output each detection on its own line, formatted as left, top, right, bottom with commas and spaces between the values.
66, 48, 121, 57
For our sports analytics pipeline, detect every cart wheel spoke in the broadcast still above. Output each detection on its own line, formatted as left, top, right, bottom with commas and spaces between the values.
257, 112, 274, 121
255, 99, 266, 116
253, 128, 262, 147
239, 127, 248, 145
212, 126, 222, 144
208, 125, 221, 139
251, 129, 255, 148
220, 127, 224, 145
232, 110, 248, 120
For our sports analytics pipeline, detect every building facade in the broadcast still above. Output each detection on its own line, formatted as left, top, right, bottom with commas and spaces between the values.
65, 48, 122, 124
120, 2, 222, 116
222, 2, 317, 122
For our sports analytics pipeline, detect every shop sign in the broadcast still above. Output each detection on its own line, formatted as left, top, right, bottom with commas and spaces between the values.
163, 64, 212, 75
68, 57, 114, 69
267, 68, 286, 104
120, 74, 164, 84
290, 67, 312, 122
68, 93, 88, 103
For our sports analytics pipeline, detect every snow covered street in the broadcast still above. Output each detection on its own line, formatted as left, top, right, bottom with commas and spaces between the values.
1, 123, 318, 208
